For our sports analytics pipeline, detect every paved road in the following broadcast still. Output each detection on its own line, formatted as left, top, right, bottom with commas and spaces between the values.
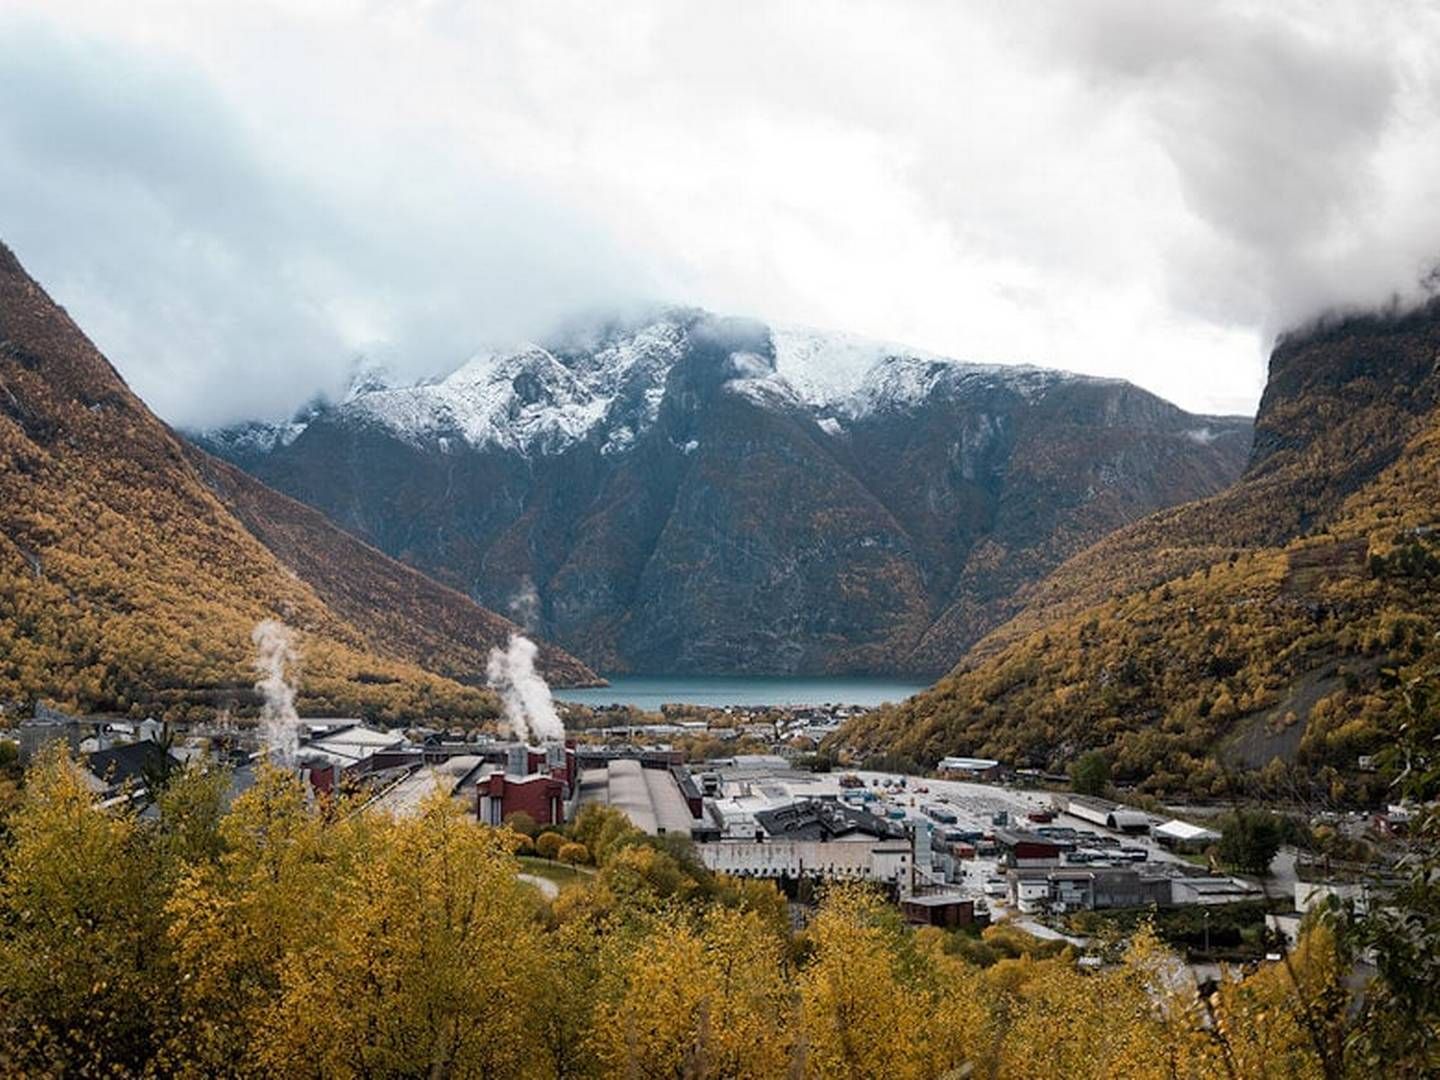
517, 873, 559, 899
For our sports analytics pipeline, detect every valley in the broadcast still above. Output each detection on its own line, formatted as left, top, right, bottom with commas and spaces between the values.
4, 4, 1440, 1076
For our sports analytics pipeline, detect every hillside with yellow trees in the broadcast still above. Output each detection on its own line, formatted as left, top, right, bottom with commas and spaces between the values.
837, 302, 1440, 802
1, 748, 1435, 1078
0, 241, 594, 722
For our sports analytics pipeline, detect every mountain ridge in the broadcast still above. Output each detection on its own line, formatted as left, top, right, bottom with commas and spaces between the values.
0, 240, 595, 723
196, 309, 1253, 677
834, 298, 1440, 799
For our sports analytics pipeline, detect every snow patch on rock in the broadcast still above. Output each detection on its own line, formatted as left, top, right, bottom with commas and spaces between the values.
199, 309, 1119, 458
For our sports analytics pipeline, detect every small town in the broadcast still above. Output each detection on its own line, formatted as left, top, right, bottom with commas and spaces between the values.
4, 2, 1439, 1074
8, 696, 1410, 986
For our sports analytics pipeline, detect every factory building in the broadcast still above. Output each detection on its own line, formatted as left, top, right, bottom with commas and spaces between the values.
698, 837, 913, 885
1153, 819, 1221, 853
476, 770, 569, 827
1008, 865, 1261, 913
576, 757, 702, 836
1053, 794, 1152, 834
936, 756, 1004, 782
472, 740, 580, 827
993, 829, 1066, 867
296, 723, 414, 793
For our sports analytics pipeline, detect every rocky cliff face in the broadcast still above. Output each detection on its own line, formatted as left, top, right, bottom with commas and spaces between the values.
834, 299, 1440, 796
196, 310, 1252, 676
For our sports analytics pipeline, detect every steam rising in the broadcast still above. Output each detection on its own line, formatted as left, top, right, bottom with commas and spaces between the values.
487, 634, 564, 744
508, 576, 541, 634
252, 619, 301, 764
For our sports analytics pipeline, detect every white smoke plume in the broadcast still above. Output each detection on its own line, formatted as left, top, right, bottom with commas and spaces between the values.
252, 619, 301, 764
508, 576, 541, 634
486, 634, 564, 744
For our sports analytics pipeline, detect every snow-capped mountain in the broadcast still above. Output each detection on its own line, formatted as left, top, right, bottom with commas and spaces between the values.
210, 311, 1128, 460
193, 309, 1253, 677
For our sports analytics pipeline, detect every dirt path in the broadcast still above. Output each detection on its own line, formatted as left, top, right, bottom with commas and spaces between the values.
517, 872, 559, 899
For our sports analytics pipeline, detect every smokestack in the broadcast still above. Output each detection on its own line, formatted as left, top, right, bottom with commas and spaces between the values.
505, 745, 529, 776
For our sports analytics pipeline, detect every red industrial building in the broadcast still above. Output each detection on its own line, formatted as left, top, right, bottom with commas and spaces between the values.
476, 770, 568, 827
471, 740, 580, 827
900, 893, 982, 929
993, 829, 1065, 867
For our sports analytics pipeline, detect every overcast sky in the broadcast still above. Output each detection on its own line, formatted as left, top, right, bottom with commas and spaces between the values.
3, 0, 1439, 427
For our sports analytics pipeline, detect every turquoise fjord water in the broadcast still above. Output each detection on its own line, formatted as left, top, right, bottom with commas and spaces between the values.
553, 675, 930, 710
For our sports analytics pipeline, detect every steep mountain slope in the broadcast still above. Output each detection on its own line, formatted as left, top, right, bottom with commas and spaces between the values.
836, 301, 1440, 800
181, 448, 599, 688
197, 312, 1252, 676
0, 241, 592, 722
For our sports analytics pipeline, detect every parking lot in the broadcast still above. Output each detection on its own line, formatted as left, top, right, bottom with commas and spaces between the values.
713, 765, 1206, 911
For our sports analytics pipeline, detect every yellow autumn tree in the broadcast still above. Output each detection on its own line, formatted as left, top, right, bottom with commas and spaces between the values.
1203, 921, 1347, 1079
798, 885, 933, 1080
590, 906, 795, 1078
254, 792, 549, 1078
0, 745, 174, 1076
163, 764, 339, 1076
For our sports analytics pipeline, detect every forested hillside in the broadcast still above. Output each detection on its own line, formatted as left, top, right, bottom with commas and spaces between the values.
0, 242, 587, 722
837, 303, 1440, 801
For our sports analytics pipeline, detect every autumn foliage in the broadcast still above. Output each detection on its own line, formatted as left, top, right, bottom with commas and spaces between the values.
1, 749, 1430, 1078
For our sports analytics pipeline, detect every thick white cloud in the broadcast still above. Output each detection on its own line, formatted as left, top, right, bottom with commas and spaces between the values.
2, 0, 1437, 426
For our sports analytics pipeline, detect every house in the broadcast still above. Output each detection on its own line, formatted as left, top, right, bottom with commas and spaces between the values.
1012, 873, 1055, 914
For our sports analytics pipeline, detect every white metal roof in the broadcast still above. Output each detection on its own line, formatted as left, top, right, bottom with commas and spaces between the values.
938, 756, 1000, 770
1155, 819, 1220, 842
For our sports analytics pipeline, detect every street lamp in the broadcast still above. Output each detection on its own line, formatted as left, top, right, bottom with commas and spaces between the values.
1203, 908, 1211, 955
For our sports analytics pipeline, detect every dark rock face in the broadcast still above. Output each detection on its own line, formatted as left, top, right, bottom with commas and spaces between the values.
1248, 301, 1440, 522
195, 312, 1253, 676
830, 298, 1440, 787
